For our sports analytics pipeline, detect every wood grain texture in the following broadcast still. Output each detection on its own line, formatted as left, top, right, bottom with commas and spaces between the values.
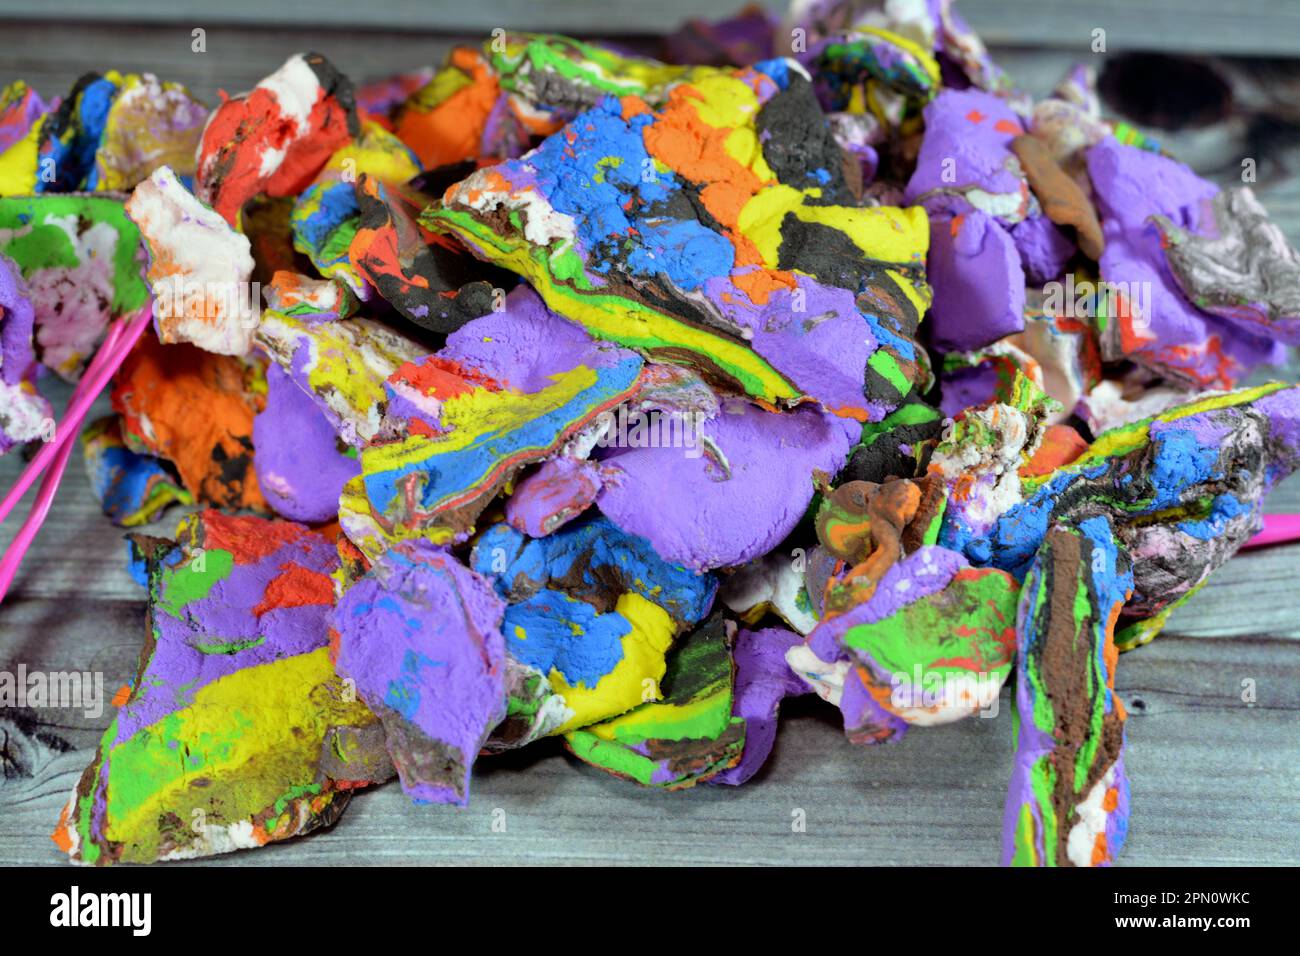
3, 0, 1300, 54
1, 13, 1299, 866
0, 22, 471, 108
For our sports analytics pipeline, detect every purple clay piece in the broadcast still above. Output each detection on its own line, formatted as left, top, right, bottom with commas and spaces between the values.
903, 89, 1046, 354
1011, 214, 1075, 285
0, 251, 35, 385
700, 273, 892, 423
595, 398, 859, 571
332, 541, 508, 806
709, 627, 810, 786
253, 361, 361, 523
439, 286, 635, 388
661, 5, 777, 66
927, 209, 1025, 352
1086, 136, 1284, 388
506, 456, 605, 537
905, 88, 1030, 223
939, 361, 1002, 419
0, 252, 50, 455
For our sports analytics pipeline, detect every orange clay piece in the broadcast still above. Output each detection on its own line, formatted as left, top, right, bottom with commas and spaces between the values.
1019, 423, 1088, 478
642, 84, 767, 267
731, 267, 797, 306
111, 330, 266, 511
395, 49, 501, 170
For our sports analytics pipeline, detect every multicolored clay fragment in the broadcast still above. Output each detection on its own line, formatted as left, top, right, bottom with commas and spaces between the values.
839, 394, 943, 484
947, 383, 1300, 636
53, 510, 381, 864
501, 587, 677, 734
126, 164, 259, 355
0, 80, 52, 196
197, 53, 359, 226
1086, 136, 1282, 388
425, 60, 930, 417
348, 174, 505, 333
794, 540, 1017, 743
255, 307, 428, 447
111, 330, 266, 510
486, 33, 692, 118
393, 47, 545, 169
332, 541, 506, 805
473, 515, 716, 635
1003, 518, 1133, 867
565, 613, 745, 788
1153, 187, 1300, 345
928, 371, 1057, 550
91, 72, 208, 192
360, 288, 642, 544
81, 415, 191, 526
4, 70, 205, 196
263, 270, 357, 323
0, 192, 149, 378
0, 250, 51, 454
290, 120, 419, 300
32, 72, 121, 193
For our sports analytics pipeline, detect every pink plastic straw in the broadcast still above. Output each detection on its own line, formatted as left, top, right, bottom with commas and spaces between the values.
0, 408, 82, 602
0, 307, 151, 602
1242, 513, 1300, 551
0, 307, 149, 526
0, 318, 132, 597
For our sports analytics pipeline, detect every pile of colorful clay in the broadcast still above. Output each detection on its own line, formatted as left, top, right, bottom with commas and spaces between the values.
2, 0, 1298, 867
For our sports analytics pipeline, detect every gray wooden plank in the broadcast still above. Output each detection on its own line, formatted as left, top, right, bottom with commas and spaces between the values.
0, 22, 470, 107
2, 0, 1300, 55
961, 0, 1300, 57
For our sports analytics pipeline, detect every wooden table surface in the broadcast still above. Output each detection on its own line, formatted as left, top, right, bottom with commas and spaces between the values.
1, 5, 1298, 866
